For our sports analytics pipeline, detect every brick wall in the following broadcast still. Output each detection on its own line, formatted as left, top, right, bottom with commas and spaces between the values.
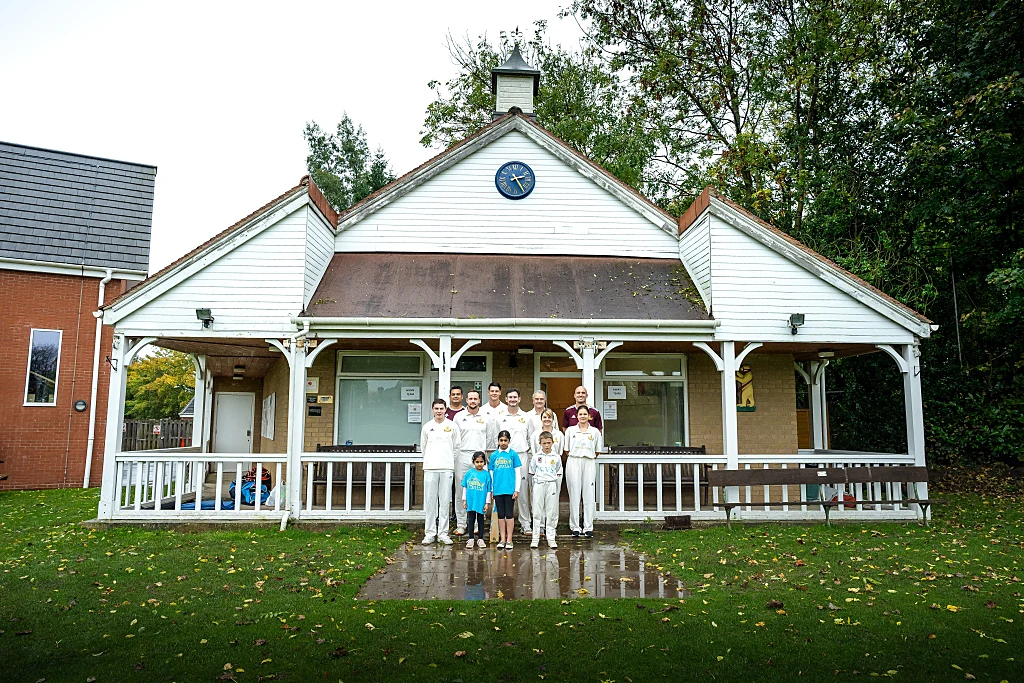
490, 350, 535, 399
687, 352, 798, 455
259, 357, 290, 454
0, 269, 125, 490
304, 349, 336, 450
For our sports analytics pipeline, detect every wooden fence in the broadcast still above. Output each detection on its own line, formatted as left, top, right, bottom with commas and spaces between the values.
122, 419, 193, 451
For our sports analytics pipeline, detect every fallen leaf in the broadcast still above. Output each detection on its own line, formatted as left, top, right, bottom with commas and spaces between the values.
457, 631, 474, 639
455, 650, 466, 658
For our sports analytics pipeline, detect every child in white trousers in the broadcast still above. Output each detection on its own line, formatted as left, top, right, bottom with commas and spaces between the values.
530, 431, 563, 549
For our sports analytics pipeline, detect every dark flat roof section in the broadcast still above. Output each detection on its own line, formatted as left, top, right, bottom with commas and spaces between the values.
305, 253, 710, 320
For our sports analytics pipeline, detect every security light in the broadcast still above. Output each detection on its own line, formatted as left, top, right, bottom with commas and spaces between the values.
817, 349, 835, 359
196, 308, 214, 328
789, 313, 805, 335
517, 345, 534, 355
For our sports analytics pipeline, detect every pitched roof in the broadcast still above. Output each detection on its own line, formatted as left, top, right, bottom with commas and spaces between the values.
0, 141, 156, 272
679, 187, 932, 325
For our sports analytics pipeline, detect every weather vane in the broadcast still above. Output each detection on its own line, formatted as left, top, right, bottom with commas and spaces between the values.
511, 26, 523, 42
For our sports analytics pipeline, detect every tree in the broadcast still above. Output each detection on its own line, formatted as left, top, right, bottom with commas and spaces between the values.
125, 349, 195, 419
421, 22, 655, 192
304, 113, 395, 212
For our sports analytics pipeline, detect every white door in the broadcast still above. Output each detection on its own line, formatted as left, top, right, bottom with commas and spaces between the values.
213, 393, 255, 453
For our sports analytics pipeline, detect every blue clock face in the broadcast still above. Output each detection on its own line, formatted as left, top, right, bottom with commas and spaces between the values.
495, 161, 535, 200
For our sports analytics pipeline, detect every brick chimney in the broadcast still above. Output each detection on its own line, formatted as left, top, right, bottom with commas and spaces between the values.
491, 44, 541, 120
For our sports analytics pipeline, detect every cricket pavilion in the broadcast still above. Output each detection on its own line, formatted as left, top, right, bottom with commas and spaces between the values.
95, 49, 933, 525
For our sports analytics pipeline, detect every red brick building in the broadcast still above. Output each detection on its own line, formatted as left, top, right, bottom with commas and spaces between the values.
0, 142, 155, 490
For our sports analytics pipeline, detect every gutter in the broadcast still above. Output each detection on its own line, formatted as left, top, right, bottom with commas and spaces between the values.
83, 268, 113, 488
290, 316, 719, 330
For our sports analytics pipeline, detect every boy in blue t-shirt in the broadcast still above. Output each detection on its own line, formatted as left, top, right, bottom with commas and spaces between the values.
461, 451, 492, 549
489, 429, 522, 549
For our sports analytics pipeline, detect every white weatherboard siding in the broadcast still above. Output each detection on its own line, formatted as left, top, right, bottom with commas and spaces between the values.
304, 209, 335, 306
708, 216, 914, 343
678, 214, 712, 310
336, 131, 678, 258
116, 206, 309, 334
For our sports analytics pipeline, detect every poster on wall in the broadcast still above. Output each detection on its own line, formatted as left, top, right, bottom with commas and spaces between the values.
261, 393, 276, 440
607, 385, 626, 400
603, 400, 618, 420
402, 386, 421, 401
407, 403, 422, 423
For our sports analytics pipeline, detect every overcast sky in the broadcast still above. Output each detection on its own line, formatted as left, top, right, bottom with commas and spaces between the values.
0, 1, 584, 272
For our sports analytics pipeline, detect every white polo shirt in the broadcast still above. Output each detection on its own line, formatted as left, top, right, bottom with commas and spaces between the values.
565, 425, 603, 459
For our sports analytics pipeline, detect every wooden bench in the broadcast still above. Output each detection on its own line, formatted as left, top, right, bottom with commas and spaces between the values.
706, 466, 942, 528
312, 444, 417, 506
607, 445, 709, 507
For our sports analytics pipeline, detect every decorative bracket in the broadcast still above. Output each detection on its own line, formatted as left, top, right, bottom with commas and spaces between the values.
876, 344, 909, 374
735, 342, 763, 367
553, 340, 584, 369
450, 339, 482, 369
410, 339, 442, 370
594, 341, 623, 366
304, 339, 337, 369
693, 342, 723, 372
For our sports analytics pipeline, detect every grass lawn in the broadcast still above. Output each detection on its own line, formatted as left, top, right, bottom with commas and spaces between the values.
1, 482, 1021, 683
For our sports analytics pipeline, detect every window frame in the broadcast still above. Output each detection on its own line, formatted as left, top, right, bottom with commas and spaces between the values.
597, 353, 689, 447
334, 351, 429, 447
24, 328, 63, 407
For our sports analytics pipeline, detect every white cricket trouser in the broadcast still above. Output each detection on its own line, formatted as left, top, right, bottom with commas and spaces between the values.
566, 456, 597, 533
423, 469, 454, 538
531, 479, 560, 541
453, 451, 475, 529
518, 469, 533, 531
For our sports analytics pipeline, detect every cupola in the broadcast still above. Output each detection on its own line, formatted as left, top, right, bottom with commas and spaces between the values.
491, 44, 541, 119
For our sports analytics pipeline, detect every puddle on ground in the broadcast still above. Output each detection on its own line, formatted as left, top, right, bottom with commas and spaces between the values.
357, 531, 688, 600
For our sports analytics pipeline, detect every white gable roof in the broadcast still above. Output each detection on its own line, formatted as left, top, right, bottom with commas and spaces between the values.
678, 189, 933, 341
335, 115, 680, 258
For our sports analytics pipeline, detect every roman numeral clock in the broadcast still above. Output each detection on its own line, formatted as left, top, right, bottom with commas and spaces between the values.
495, 161, 535, 199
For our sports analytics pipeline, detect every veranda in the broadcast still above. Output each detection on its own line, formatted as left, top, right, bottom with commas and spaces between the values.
97, 326, 928, 525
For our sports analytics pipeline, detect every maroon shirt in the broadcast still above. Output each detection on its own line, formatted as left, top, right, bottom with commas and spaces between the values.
446, 406, 465, 421
562, 404, 603, 431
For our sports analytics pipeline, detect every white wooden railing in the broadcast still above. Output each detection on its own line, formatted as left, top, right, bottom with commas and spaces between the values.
299, 452, 421, 521
598, 450, 921, 522
111, 448, 287, 520
106, 448, 923, 523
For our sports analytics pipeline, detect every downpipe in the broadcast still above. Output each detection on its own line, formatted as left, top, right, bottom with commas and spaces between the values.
83, 269, 113, 488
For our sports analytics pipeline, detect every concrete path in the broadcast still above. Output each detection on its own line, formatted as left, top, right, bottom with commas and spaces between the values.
358, 531, 688, 601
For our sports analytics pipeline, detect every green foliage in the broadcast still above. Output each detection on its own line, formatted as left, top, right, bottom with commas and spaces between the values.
427, 2, 1022, 462
124, 349, 194, 419
304, 113, 395, 211
421, 22, 655, 192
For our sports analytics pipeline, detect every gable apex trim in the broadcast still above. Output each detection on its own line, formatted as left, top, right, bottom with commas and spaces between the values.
335, 115, 678, 236
702, 195, 931, 337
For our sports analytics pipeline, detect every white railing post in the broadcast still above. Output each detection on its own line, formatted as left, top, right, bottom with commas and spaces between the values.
189, 354, 207, 450
720, 342, 740, 505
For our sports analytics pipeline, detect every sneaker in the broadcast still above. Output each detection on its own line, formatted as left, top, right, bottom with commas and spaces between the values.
585, 531, 594, 538
466, 538, 474, 549
455, 526, 466, 536
548, 539, 558, 549
438, 534, 454, 545
421, 535, 436, 545
505, 540, 513, 549
495, 541, 506, 549
530, 540, 540, 549
476, 538, 486, 548
522, 528, 532, 536
571, 530, 580, 538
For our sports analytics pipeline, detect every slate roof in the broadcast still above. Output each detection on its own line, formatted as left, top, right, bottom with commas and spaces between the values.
0, 141, 156, 272
305, 253, 710, 320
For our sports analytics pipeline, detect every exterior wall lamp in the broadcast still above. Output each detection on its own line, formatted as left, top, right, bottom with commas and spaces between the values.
196, 308, 214, 328
789, 313, 805, 335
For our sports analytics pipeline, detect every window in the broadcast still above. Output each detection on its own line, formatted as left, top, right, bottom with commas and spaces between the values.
25, 329, 62, 405
600, 355, 687, 447
337, 379, 423, 446
337, 352, 425, 446
339, 354, 421, 375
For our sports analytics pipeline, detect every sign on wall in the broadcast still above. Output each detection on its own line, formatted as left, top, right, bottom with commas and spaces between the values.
261, 393, 276, 439
306, 377, 319, 393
